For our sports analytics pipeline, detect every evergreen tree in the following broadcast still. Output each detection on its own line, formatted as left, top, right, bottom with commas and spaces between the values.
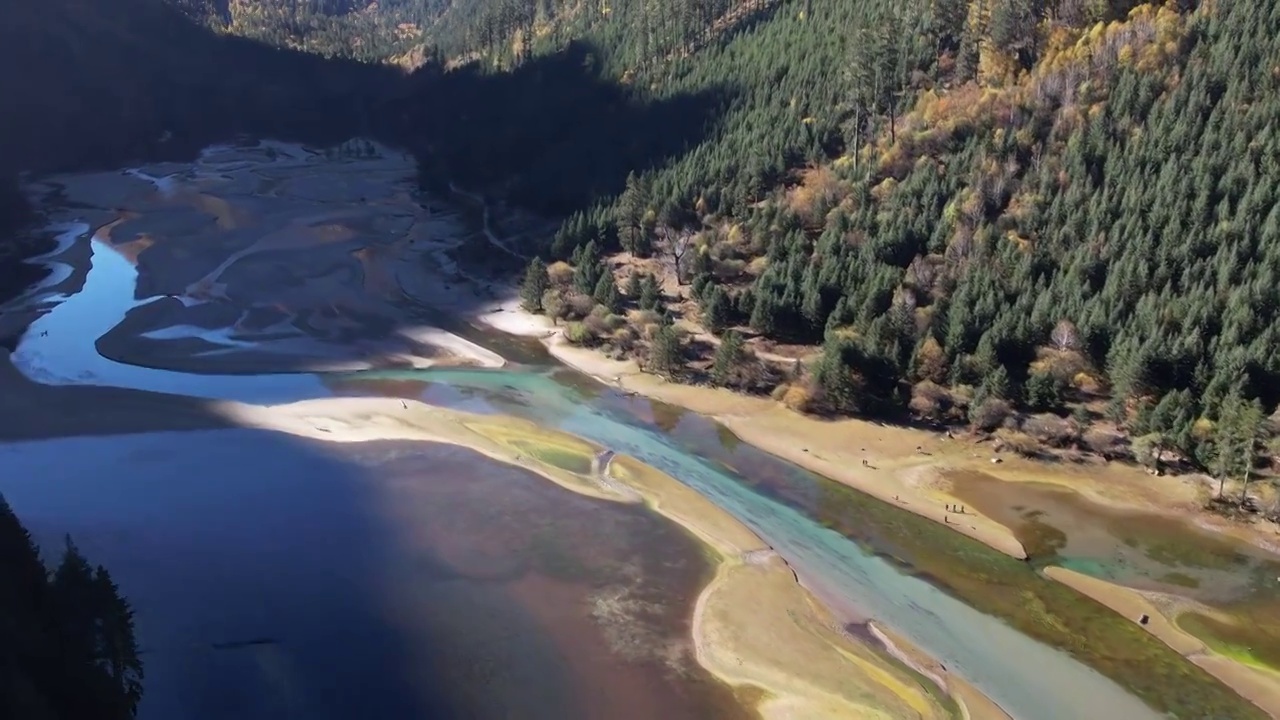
572, 240, 603, 295
520, 256, 550, 312
702, 285, 731, 332
1025, 371, 1062, 411
593, 269, 620, 312
649, 324, 681, 376
711, 329, 744, 386
639, 273, 663, 312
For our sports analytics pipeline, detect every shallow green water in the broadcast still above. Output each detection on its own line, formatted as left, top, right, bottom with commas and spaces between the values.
354, 368, 1266, 720
950, 470, 1280, 676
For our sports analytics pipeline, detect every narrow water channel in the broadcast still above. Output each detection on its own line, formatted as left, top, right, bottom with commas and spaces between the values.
2, 142, 1271, 719
5, 233, 1158, 720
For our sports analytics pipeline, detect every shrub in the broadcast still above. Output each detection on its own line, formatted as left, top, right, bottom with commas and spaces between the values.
542, 289, 567, 321
909, 380, 952, 420
969, 398, 1012, 431
781, 383, 818, 413
1021, 414, 1077, 447
995, 430, 1042, 458
547, 261, 574, 286
566, 292, 596, 319
564, 321, 595, 346
1081, 428, 1127, 458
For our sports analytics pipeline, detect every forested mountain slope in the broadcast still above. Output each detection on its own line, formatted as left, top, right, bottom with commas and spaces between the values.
9, 0, 1280, 479
484, 0, 1280, 481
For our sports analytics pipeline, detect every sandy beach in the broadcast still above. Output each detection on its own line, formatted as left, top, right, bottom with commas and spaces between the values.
481, 309, 1031, 558
228, 398, 970, 720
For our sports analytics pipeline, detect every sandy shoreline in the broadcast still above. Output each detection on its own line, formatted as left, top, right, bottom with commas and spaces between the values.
223, 398, 966, 719
10, 143, 1276, 718
479, 305, 1031, 558
0, 355, 969, 719
476, 300, 1280, 561
1045, 567, 1280, 718
472, 300, 1280, 718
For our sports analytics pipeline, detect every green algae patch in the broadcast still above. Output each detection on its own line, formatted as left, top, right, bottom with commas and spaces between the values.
514, 442, 594, 475
732, 470, 1270, 720
1160, 571, 1202, 589
462, 418, 597, 476
1179, 610, 1280, 673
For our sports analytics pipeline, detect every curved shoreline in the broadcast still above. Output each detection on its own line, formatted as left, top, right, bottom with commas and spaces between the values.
1044, 567, 1280, 718
476, 303, 1280, 718
482, 304, 1031, 559
0, 349, 961, 718
213, 395, 963, 719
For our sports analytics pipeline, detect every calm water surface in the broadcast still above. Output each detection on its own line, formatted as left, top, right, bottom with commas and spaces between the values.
0, 432, 745, 720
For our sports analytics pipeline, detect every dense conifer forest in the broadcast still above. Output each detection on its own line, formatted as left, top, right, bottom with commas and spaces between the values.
5, 0, 1280, 484
0, 497, 143, 719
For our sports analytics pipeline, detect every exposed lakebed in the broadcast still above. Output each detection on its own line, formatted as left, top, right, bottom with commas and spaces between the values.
0, 138, 1273, 719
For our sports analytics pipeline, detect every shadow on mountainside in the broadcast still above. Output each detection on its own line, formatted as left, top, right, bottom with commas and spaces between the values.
0, 0, 730, 302
386, 41, 733, 216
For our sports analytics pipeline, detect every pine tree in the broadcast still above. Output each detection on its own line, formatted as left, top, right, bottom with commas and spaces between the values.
649, 324, 681, 376
572, 240, 603, 295
711, 329, 744, 386
616, 171, 652, 256
520, 257, 549, 312
625, 269, 642, 298
639, 274, 663, 312
1025, 371, 1061, 411
93, 566, 143, 715
702, 285, 731, 332
593, 270, 619, 312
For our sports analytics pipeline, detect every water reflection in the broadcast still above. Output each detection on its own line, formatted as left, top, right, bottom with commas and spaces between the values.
0, 431, 745, 720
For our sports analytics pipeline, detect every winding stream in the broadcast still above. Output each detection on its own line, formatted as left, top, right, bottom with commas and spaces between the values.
2, 142, 1269, 719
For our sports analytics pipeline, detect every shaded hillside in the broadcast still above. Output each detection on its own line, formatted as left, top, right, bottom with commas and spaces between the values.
0, 0, 394, 298
0, 0, 391, 180
1, 496, 142, 720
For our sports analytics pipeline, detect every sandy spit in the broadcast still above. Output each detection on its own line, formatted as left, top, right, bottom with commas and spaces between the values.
473, 300, 1280, 717
1044, 566, 1280, 718
219, 398, 963, 720
478, 303, 1028, 558
0, 359, 966, 720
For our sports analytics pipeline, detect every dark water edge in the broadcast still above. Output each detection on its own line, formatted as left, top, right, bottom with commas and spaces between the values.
0, 430, 752, 720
